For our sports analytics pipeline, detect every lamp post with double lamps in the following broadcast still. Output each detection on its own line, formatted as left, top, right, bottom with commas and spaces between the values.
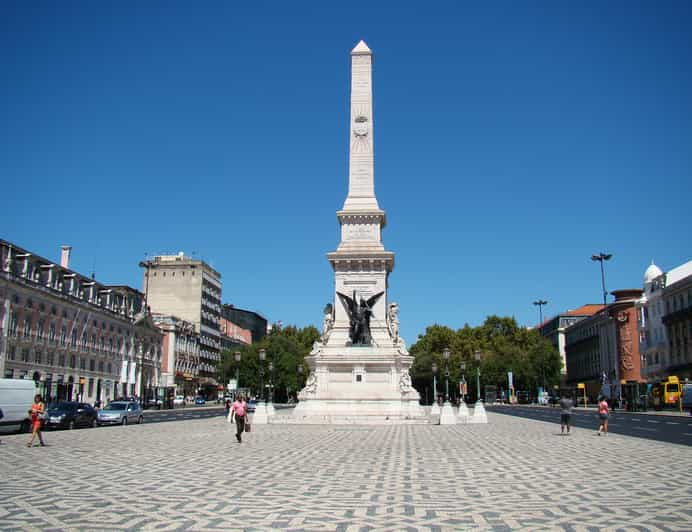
431, 362, 440, 415
460, 361, 467, 403
443, 348, 450, 403
533, 299, 548, 325
475, 350, 482, 402
296, 364, 303, 402
266, 359, 275, 416
234, 351, 241, 391
258, 348, 266, 403
439, 348, 456, 424
591, 252, 613, 307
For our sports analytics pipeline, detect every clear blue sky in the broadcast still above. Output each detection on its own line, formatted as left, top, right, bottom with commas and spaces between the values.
2, 1, 691, 345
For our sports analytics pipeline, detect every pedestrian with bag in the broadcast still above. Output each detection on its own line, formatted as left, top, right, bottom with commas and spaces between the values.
27, 394, 46, 447
230, 394, 248, 443
597, 396, 610, 436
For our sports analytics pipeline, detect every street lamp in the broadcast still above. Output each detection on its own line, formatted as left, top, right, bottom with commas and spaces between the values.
297, 364, 303, 401
234, 351, 241, 390
259, 348, 266, 403
475, 350, 481, 402
460, 361, 467, 403
443, 348, 450, 403
533, 299, 548, 325
591, 252, 613, 307
431, 362, 438, 405
268, 361, 274, 404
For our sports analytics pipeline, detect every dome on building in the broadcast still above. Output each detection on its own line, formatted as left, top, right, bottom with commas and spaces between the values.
644, 262, 663, 284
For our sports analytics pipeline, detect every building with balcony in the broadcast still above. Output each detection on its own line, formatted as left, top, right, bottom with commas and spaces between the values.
140, 253, 221, 396
660, 260, 692, 381
637, 260, 692, 382
153, 314, 200, 398
0, 240, 162, 405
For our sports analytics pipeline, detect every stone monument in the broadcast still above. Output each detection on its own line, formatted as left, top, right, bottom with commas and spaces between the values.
292, 41, 425, 423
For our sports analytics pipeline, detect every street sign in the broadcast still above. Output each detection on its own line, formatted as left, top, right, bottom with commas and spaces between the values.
577, 383, 585, 389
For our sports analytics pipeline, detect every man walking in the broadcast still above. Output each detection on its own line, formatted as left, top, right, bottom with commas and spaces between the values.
559, 395, 574, 434
230, 394, 247, 443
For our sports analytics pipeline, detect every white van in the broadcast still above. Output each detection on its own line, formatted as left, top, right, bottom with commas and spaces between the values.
0, 378, 37, 433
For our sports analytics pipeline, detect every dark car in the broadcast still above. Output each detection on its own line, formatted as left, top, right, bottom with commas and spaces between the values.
44, 401, 98, 430
246, 399, 257, 413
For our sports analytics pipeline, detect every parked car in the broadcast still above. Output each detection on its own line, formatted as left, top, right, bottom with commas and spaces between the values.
173, 395, 185, 407
44, 401, 98, 430
97, 401, 143, 426
194, 396, 206, 405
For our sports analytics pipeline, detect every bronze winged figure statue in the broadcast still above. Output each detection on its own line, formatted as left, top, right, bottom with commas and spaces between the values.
337, 290, 384, 345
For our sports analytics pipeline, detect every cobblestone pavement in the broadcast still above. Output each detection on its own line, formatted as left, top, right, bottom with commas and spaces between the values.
1, 412, 691, 531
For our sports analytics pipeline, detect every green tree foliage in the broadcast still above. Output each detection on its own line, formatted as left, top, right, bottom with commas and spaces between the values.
217, 324, 319, 403
409, 316, 561, 402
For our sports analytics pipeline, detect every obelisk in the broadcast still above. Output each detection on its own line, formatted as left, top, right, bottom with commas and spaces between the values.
290, 41, 424, 424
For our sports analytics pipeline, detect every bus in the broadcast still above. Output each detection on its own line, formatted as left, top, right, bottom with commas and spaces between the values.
650, 376, 682, 410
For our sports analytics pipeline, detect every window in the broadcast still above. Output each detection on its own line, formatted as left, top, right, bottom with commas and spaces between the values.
37, 319, 45, 339
9, 312, 17, 336
23, 319, 31, 338
80, 358, 86, 370
91, 334, 96, 348
61, 325, 67, 345
21, 348, 29, 362
34, 350, 42, 364
58, 354, 65, 367
71, 329, 78, 347
46, 351, 54, 366
89, 359, 95, 371
98, 360, 104, 372
8, 346, 16, 361
49, 322, 56, 342
69, 355, 76, 368
99, 337, 104, 352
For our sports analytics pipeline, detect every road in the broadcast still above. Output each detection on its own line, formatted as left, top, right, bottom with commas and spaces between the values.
486, 404, 692, 446
140, 404, 225, 424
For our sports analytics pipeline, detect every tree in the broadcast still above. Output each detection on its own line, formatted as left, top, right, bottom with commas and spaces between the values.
217, 324, 319, 403
409, 316, 561, 403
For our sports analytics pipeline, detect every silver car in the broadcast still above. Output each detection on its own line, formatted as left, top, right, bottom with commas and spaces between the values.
97, 401, 143, 426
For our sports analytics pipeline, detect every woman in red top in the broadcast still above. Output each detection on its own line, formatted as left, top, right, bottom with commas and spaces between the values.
597, 396, 610, 436
230, 395, 247, 443
27, 394, 46, 447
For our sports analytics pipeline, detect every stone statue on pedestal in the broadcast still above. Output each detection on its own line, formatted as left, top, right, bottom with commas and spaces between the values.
321, 303, 334, 342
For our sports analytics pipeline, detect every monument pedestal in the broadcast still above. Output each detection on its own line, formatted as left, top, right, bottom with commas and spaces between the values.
291, 342, 426, 424
439, 402, 456, 425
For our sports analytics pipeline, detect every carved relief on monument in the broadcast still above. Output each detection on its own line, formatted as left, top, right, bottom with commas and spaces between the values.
616, 311, 636, 376
342, 223, 378, 242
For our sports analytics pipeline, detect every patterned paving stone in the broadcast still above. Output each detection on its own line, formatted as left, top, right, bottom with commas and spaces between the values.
0, 413, 691, 530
